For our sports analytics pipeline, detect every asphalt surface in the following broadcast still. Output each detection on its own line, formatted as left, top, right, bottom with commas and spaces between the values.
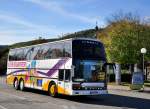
0, 76, 150, 109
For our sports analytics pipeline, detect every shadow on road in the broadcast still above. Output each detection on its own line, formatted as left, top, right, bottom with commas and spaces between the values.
23, 88, 150, 109
59, 95, 150, 109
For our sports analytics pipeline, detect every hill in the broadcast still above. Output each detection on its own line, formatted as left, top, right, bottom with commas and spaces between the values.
10, 29, 101, 48
0, 28, 101, 75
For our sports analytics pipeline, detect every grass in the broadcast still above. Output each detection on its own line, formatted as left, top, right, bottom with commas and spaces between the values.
108, 82, 130, 86
144, 80, 150, 87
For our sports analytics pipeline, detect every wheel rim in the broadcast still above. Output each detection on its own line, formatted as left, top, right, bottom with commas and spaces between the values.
14, 80, 18, 89
20, 80, 24, 90
50, 85, 55, 96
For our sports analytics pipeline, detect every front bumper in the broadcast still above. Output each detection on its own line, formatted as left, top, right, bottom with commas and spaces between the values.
72, 90, 108, 95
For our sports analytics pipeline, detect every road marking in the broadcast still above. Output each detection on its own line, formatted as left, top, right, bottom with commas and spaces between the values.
0, 105, 7, 109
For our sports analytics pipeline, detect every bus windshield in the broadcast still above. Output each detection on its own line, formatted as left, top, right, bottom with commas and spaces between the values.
72, 39, 106, 82
73, 60, 106, 82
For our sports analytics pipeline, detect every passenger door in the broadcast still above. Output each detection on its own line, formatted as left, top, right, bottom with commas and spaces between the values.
64, 69, 71, 95
58, 69, 71, 95
58, 69, 65, 94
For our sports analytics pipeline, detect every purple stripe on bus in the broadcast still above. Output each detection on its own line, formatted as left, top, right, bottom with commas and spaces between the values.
37, 58, 69, 77
9, 69, 27, 75
8, 58, 69, 77
47, 59, 68, 76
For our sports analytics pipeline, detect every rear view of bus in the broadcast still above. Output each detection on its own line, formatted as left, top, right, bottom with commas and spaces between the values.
71, 39, 107, 95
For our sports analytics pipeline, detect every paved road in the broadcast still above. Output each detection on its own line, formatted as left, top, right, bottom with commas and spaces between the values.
0, 76, 150, 109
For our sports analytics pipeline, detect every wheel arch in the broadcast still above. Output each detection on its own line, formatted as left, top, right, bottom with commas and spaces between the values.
48, 80, 58, 97
48, 81, 57, 88
19, 78, 24, 83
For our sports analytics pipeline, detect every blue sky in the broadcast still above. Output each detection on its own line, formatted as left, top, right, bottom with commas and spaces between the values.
0, 0, 149, 45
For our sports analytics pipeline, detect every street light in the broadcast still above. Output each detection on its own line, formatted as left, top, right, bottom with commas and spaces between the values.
141, 48, 147, 76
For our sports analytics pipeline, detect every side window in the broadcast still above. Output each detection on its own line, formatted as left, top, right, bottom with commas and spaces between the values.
65, 69, 71, 81
64, 41, 72, 57
13, 49, 18, 60
41, 44, 52, 59
24, 47, 34, 60
24, 46, 43, 60
51, 42, 64, 58
9, 49, 24, 61
9, 50, 16, 61
58, 69, 64, 81
32, 46, 42, 60
16, 49, 24, 60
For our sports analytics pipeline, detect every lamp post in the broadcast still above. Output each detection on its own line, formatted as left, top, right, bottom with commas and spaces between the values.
141, 48, 147, 76
130, 48, 146, 90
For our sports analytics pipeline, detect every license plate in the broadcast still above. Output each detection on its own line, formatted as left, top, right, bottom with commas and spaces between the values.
90, 91, 98, 94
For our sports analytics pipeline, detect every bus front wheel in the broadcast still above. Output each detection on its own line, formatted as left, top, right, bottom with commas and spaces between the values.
48, 83, 57, 97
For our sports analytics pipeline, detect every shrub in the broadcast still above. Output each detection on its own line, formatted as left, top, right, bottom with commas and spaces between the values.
108, 73, 132, 82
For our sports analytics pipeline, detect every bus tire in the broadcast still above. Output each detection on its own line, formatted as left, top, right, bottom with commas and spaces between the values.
19, 79, 25, 91
48, 83, 57, 97
14, 78, 19, 90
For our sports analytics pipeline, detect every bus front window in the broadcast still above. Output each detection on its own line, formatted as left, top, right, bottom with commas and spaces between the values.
72, 39, 106, 82
73, 60, 106, 82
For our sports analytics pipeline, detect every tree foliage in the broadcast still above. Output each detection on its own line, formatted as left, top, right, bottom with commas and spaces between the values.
98, 12, 150, 64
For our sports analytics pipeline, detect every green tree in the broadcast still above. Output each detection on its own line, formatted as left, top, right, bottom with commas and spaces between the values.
99, 12, 150, 64
98, 12, 150, 83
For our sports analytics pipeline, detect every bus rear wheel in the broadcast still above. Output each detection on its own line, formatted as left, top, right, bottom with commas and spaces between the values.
48, 83, 57, 97
19, 79, 25, 91
14, 78, 19, 90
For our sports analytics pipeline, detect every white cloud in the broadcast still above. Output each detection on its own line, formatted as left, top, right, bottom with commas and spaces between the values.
0, 29, 56, 45
0, 34, 32, 45
0, 12, 61, 45
143, 16, 150, 24
23, 0, 100, 24
144, 16, 150, 21
0, 14, 56, 31
0, 1, 103, 45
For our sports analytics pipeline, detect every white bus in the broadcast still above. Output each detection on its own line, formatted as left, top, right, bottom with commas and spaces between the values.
7, 38, 108, 97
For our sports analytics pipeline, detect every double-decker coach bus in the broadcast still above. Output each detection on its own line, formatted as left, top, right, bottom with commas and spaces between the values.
6, 38, 108, 96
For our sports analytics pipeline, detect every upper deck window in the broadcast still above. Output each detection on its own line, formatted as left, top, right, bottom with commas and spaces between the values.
9, 40, 72, 61
72, 40, 106, 60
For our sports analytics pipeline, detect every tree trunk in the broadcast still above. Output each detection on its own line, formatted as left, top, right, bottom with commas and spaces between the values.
129, 64, 134, 74
134, 64, 142, 72
115, 63, 121, 85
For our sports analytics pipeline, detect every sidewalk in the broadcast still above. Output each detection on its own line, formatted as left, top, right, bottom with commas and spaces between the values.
108, 85, 130, 91
108, 84, 150, 93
